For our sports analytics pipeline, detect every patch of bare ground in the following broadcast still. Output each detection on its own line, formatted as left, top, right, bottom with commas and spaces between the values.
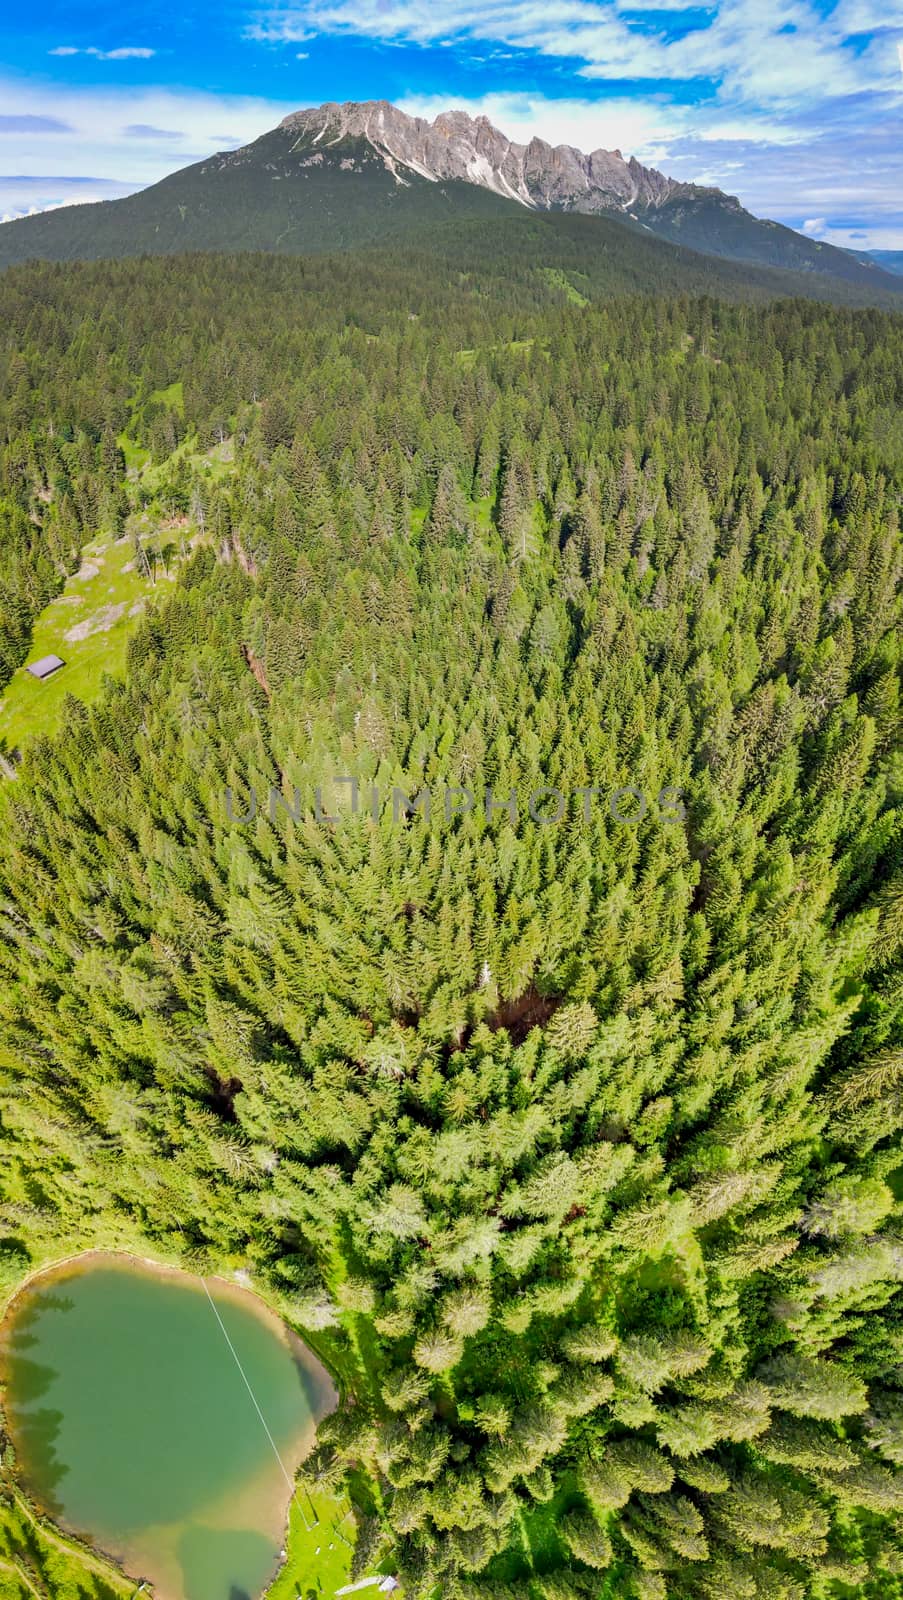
430, 984, 562, 1063
63, 602, 127, 643
486, 985, 562, 1043
241, 642, 271, 697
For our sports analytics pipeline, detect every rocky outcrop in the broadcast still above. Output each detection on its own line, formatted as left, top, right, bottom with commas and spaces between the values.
278, 100, 724, 217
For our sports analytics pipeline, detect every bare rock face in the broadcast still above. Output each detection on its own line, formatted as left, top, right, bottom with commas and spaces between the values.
278, 101, 723, 216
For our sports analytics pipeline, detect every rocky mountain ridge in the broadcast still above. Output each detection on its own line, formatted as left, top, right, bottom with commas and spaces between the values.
277, 100, 720, 218
0, 97, 898, 301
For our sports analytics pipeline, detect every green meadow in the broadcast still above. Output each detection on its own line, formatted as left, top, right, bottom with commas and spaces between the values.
0, 530, 193, 757
1, 392, 232, 760
266, 1491, 355, 1600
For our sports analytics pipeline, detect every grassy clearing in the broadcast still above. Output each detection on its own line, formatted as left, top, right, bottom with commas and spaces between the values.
457, 337, 541, 366
117, 434, 150, 475
473, 494, 495, 534
130, 380, 184, 417
1, 398, 236, 759
118, 382, 185, 474
136, 433, 235, 498
119, 431, 234, 499
538, 267, 590, 306
0, 527, 202, 755
151, 381, 184, 415
266, 1489, 355, 1600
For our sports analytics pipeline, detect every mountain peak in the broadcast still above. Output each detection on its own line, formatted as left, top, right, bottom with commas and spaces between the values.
275, 98, 696, 213
1, 95, 899, 299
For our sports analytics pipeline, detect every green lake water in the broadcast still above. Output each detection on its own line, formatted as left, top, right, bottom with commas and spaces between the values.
0, 1255, 337, 1600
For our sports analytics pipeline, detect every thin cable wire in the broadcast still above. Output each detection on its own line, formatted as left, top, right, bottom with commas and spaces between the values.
201, 1278, 312, 1529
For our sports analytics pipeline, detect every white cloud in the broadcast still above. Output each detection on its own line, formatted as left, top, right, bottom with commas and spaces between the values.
0, 78, 300, 209
796, 219, 903, 249
48, 45, 157, 61
397, 89, 680, 161
398, 89, 809, 165
802, 217, 827, 236
2, 205, 43, 222
246, 20, 315, 40
296, 50, 310, 58
0, 176, 140, 218
247, 0, 903, 114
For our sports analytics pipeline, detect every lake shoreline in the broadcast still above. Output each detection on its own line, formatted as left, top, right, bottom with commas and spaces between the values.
0, 1249, 340, 1600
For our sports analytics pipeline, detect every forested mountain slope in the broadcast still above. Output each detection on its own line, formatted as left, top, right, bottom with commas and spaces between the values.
856, 252, 903, 278
0, 254, 902, 1600
0, 102, 900, 307
0, 133, 524, 267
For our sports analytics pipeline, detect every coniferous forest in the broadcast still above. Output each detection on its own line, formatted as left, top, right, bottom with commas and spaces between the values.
0, 247, 902, 1600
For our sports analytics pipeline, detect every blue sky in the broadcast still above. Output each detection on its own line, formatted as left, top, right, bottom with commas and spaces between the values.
2, 0, 902, 247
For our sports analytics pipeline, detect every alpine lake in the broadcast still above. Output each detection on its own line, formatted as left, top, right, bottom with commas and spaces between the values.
0, 1254, 338, 1600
